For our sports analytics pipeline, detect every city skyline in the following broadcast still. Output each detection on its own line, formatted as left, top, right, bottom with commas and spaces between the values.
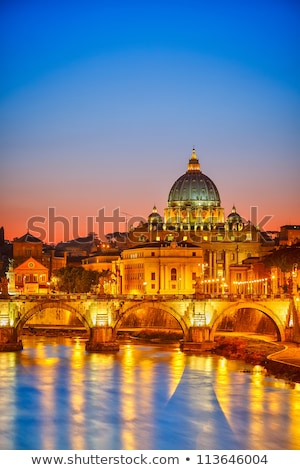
1, 1, 300, 243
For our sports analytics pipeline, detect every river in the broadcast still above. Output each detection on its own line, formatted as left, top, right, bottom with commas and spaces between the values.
0, 336, 299, 450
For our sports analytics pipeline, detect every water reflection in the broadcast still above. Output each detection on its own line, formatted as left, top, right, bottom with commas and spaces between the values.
0, 337, 299, 450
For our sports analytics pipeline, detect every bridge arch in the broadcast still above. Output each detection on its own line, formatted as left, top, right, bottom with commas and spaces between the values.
114, 301, 190, 340
15, 301, 91, 338
210, 301, 285, 342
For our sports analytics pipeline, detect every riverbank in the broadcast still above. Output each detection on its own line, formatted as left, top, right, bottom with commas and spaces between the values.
214, 335, 300, 384
213, 335, 283, 364
23, 327, 89, 338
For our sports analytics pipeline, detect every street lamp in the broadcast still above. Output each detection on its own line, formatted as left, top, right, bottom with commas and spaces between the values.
143, 281, 147, 295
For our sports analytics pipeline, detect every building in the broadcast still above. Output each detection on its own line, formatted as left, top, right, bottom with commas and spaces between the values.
82, 244, 121, 294
10, 149, 297, 298
13, 232, 43, 265
113, 241, 203, 296
118, 148, 272, 295
163, 148, 225, 229
82, 248, 120, 273
279, 225, 300, 246
55, 234, 100, 266
12, 231, 66, 279
9, 257, 49, 294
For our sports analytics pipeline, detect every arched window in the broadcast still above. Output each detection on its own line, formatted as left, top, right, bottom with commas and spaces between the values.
171, 268, 177, 281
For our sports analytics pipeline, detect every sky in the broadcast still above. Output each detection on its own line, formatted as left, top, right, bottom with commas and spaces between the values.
1, 0, 300, 243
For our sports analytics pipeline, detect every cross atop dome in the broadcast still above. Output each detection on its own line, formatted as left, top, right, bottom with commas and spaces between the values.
187, 148, 201, 172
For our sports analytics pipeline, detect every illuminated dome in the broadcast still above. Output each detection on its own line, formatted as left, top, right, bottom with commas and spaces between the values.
164, 149, 224, 228
227, 205, 242, 223
226, 205, 243, 230
168, 149, 221, 207
148, 205, 163, 225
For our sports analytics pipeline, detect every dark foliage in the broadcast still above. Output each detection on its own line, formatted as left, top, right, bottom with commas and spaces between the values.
262, 246, 300, 272
54, 266, 103, 293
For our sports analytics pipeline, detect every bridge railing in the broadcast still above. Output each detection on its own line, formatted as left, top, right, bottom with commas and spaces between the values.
4, 292, 292, 302
5, 293, 195, 301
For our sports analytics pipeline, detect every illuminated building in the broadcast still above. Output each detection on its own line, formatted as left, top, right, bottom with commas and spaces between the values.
121, 149, 269, 295
163, 148, 225, 228
8, 232, 66, 293
113, 241, 203, 296
9, 257, 49, 294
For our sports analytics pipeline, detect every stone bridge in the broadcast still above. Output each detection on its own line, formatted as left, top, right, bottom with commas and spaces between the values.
0, 294, 299, 352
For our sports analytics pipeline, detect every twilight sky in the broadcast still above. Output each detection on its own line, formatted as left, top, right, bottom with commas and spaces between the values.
1, 0, 300, 243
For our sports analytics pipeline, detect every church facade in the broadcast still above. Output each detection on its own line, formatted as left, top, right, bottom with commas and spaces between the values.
112, 149, 272, 296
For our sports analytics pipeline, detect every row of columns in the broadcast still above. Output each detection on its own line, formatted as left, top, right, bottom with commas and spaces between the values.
164, 207, 224, 227
158, 263, 188, 293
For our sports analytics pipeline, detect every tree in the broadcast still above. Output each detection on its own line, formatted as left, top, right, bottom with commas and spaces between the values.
263, 246, 300, 272
54, 266, 102, 293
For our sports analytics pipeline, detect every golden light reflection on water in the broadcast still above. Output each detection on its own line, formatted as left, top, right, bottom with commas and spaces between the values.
290, 392, 300, 449
168, 349, 185, 401
0, 352, 17, 449
69, 340, 87, 450
118, 343, 186, 449
214, 357, 300, 450
32, 341, 63, 449
1, 337, 299, 450
39, 358, 57, 450
120, 344, 138, 449
214, 357, 232, 417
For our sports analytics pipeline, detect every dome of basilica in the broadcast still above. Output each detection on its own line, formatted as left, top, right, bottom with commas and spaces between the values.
227, 205, 242, 223
168, 149, 221, 207
164, 149, 224, 228
226, 205, 244, 230
148, 205, 163, 224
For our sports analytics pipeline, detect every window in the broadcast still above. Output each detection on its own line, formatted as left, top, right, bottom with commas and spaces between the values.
171, 268, 177, 281
151, 272, 156, 280
151, 252, 155, 257
192, 252, 196, 257
192, 272, 196, 281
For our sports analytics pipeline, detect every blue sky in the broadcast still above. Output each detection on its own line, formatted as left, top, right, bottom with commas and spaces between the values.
1, 0, 299, 242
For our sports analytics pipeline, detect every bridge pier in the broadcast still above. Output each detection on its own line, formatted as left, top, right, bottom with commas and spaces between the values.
0, 327, 23, 352
85, 326, 119, 352
180, 326, 216, 352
